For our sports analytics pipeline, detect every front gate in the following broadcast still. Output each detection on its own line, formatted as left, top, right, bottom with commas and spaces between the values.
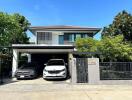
76, 58, 88, 83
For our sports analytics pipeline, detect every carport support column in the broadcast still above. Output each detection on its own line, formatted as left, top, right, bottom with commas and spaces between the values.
88, 58, 100, 84
12, 49, 19, 77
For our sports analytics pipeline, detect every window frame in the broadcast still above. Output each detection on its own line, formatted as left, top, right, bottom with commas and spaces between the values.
37, 32, 52, 44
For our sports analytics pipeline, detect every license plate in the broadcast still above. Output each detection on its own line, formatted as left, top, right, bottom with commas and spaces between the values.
20, 75, 25, 78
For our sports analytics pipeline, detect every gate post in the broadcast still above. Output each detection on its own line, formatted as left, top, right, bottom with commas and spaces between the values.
71, 58, 77, 84
88, 58, 100, 84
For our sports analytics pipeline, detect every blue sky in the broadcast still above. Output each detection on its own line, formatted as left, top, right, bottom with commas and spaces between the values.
0, 0, 132, 41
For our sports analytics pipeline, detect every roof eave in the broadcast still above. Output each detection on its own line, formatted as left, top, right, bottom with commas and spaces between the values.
29, 26, 101, 36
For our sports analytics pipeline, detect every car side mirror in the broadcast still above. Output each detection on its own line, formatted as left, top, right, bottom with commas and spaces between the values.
44, 64, 47, 66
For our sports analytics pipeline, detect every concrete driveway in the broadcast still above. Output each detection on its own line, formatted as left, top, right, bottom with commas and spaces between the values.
12, 77, 70, 84
1, 83, 132, 100
2, 77, 70, 85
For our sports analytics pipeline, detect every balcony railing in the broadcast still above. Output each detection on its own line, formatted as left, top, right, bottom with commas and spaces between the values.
37, 40, 52, 44
64, 41, 75, 45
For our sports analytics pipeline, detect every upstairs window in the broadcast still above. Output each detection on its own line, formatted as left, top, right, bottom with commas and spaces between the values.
64, 34, 72, 41
64, 33, 90, 42
37, 32, 52, 41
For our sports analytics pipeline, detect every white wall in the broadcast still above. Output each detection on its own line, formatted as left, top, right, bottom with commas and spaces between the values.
88, 58, 100, 84
52, 32, 63, 44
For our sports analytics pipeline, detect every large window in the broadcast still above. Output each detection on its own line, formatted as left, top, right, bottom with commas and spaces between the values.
37, 32, 52, 40
64, 33, 91, 42
37, 32, 52, 44
64, 33, 73, 42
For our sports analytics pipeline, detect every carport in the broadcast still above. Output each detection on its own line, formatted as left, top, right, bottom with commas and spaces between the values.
12, 44, 74, 80
31, 53, 68, 75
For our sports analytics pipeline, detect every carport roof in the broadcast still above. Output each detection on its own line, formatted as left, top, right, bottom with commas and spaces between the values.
12, 44, 74, 49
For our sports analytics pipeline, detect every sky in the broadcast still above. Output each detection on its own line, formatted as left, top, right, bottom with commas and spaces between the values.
0, 0, 132, 41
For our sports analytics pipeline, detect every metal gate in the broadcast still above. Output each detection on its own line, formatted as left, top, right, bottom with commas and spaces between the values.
76, 58, 88, 83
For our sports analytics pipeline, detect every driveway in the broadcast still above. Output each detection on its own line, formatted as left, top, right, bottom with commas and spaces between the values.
12, 77, 70, 84
1, 83, 132, 100
2, 77, 70, 85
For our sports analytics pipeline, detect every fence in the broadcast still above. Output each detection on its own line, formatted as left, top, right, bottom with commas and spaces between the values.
100, 62, 132, 80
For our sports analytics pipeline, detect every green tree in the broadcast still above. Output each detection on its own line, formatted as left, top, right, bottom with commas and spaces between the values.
98, 35, 132, 62
75, 36, 132, 62
0, 12, 30, 74
102, 10, 132, 42
76, 37, 99, 52
75, 37, 99, 57
0, 12, 30, 46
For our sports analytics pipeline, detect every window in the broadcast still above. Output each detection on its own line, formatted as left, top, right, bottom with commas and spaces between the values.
37, 32, 52, 41
81, 34, 88, 38
37, 32, 52, 44
64, 33, 74, 42
64, 33, 91, 42
75, 34, 81, 38
64, 34, 70, 41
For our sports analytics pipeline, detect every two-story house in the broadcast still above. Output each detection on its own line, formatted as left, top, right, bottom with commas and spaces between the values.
12, 25, 101, 77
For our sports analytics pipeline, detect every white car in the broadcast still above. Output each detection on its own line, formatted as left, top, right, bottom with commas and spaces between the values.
43, 59, 67, 79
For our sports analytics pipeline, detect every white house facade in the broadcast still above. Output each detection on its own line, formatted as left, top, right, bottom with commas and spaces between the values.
12, 25, 101, 77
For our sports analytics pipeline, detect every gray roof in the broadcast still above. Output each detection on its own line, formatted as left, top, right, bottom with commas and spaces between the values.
29, 25, 101, 30
29, 25, 101, 35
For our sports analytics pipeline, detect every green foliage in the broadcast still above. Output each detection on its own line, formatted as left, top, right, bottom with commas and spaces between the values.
75, 37, 99, 57
0, 12, 30, 46
98, 35, 132, 62
75, 35, 132, 62
76, 10, 132, 62
100, 10, 132, 61
102, 10, 132, 42
76, 37, 99, 52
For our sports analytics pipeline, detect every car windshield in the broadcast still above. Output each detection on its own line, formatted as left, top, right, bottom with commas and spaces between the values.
47, 60, 64, 66
20, 63, 36, 69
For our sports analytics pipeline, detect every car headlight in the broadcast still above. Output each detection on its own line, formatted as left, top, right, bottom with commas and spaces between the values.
61, 69, 66, 71
44, 69, 48, 72
63, 72, 66, 75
